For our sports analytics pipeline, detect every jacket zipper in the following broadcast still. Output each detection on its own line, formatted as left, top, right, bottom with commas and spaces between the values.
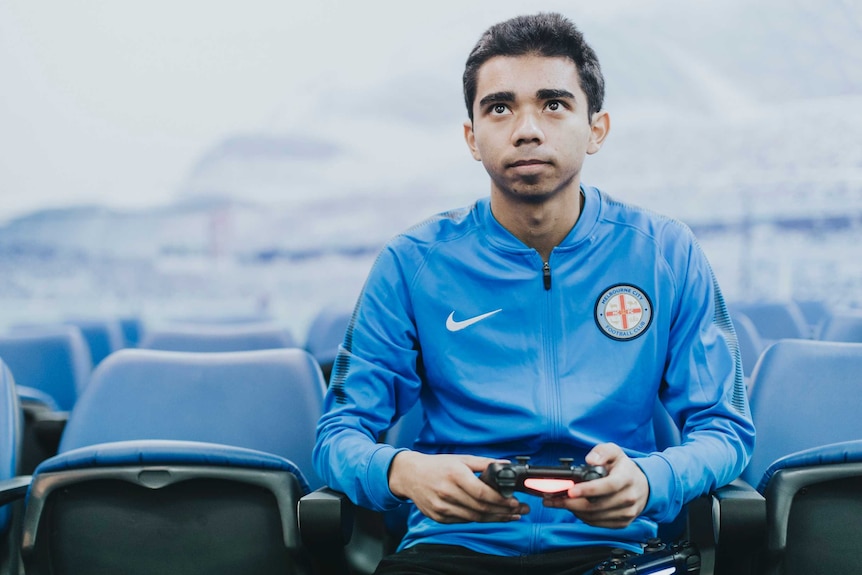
543, 261, 552, 290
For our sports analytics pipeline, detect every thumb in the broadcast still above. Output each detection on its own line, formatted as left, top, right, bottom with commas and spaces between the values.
585, 442, 622, 466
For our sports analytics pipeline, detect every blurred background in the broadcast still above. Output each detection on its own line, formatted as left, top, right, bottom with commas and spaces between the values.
1, 0, 860, 338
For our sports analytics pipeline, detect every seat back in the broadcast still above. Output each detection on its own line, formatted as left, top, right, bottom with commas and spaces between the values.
731, 301, 809, 342
59, 348, 326, 489
730, 310, 766, 378
118, 316, 144, 347
304, 307, 352, 383
0, 359, 20, 533
0, 325, 93, 411
64, 318, 126, 367
741, 339, 862, 488
816, 308, 862, 343
793, 299, 831, 338
139, 322, 296, 352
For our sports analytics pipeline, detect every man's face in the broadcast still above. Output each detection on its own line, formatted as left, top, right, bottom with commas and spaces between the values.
464, 54, 608, 204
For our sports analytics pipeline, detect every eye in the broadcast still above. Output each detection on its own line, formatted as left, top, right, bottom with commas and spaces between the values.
490, 104, 510, 115
545, 100, 563, 112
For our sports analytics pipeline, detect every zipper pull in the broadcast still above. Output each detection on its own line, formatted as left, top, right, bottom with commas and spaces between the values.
543, 261, 552, 290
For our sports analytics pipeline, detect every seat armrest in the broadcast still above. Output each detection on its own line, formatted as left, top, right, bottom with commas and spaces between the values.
713, 479, 766, 544
0, 476, 32, 507
297, 487, 355, 548
709, 479, 766, 575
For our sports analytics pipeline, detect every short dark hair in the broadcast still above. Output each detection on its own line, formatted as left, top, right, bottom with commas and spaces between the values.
463, 12, 605, 121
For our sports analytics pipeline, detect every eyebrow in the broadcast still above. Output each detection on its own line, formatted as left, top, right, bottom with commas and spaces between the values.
536, 89, 576, 101
478, 89, 576, 109
478, 91, 516, 108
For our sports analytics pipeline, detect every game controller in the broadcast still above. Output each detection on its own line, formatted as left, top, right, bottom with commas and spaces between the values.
479, 456, 607, 498
590, 538, 700, 574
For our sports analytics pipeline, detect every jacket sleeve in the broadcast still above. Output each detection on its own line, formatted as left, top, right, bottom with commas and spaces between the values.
312, 242, 423, 511
634, 232, 756, 525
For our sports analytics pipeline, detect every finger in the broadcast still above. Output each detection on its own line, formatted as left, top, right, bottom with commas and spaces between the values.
458, 454, 509, 473
585, 442, 623, 466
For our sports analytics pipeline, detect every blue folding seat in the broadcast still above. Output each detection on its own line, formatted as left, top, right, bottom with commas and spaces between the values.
2, 347, 325, 575
730, 310, 766, 379
63, 317, 126, 367
741, 339, 862, 487
816, 308, 862, 343
0, 325, 92, 412
730, 301, 809, 343
304, 307, 352, 383
118, 315, 144, 347
755, 440, 862, 575
139, 321, 297, 352
0, 325, 94, 473
299, 398, 725, 575
793, 299, 831, 337
0, 359, 28, 575
728, 339, 862, 574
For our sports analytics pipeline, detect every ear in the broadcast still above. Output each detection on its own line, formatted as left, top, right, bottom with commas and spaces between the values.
463, 120, 482, 161
586, 110, 610, 155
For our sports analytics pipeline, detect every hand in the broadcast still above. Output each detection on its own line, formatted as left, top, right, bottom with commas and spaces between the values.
388, 451, 530, 524
543, 443, 649, 528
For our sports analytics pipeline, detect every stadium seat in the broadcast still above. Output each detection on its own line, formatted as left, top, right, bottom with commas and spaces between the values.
710, 339, 862, 573
139, 322, 297, 352
0, 358, 26, 575
730, 301, 809, 343
756, 440, 862, 575
8, 347, 326, 575
793, 299, 831, 337
741, 339, 862, 488
0, 325, 92, 411
0, 326, 93, 472
118, 315, 144, 347
64, 317, 126, 367
730, 310, 765, 379
816, 308, 862, 342
298, 398, 750, 574
304, 307, 352, 383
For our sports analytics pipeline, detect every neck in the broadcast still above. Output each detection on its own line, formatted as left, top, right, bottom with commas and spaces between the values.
490, 188, 583, 262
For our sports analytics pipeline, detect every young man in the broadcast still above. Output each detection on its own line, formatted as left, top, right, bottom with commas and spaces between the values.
313, 12, 755, 575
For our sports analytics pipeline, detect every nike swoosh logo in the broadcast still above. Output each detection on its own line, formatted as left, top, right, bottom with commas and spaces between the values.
446, 309, 503, 332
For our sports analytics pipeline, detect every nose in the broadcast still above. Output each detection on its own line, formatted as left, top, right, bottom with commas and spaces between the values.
511, 111, 544, 146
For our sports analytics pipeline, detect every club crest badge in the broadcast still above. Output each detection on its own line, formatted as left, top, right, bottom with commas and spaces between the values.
595, 284, 653, 341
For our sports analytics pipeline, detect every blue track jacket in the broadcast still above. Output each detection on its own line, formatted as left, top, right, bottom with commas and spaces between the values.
313, 186, 755, 555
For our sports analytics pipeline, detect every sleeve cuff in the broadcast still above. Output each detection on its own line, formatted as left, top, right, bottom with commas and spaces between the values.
365, 444, 410, 510
633, 453, 682, 524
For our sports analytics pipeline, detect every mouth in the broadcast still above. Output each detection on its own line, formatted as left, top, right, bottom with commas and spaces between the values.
508, 159, 551, 168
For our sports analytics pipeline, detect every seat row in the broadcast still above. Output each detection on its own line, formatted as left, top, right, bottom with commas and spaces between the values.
729, 299, 862, 381
1, 306, 861, 574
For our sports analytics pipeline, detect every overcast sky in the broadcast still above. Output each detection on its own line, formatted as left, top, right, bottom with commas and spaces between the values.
2, 0, 860, 224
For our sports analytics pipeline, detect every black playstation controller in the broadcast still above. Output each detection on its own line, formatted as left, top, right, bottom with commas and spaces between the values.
589, 538, 700, 574
479, 456, 607, 498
